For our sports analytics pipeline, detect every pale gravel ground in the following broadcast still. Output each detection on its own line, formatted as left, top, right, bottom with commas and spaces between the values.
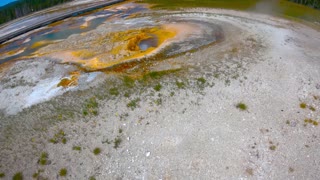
1, 7, 320, 180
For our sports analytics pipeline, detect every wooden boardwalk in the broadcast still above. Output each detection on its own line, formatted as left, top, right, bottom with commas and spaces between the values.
0, 0, 124, 44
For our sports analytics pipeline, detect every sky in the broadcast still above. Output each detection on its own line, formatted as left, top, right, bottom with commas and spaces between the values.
0, 0, 16, 7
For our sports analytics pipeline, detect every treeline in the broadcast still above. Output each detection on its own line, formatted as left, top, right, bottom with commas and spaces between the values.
289, 0, 320, 9
0, 0, 72, 25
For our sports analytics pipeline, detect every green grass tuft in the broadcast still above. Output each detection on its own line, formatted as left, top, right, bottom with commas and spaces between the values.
93, 148, 101, 155
49, 130, 66, 144
72, 146, 81, 151
109, 88, 119, 96
309, 106, 316, 111
39, 152, 48, 165
127, 98, 140, 110
0, 173, 5, 178
197, 77, 206, 84
114, 137, 122, 149
269, 145, 276, 151
32, 172, 38, 178
154, 84, 162, 91
176, 81, 185, 89
59, 168, 67, 177
12, 172, 23, 180
123, 76, 135, 88
300, 103, 307, 109
236, 103, 247, 111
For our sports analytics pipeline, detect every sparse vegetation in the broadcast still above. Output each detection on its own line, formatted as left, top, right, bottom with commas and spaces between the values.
304, 119, 318, 126
0, 173, 4, 178
49, 130, 67, 144
155, 98, 162, 106
123, 76, 135, 88
197, 77, 206, 84
269, 145, 276, 151
93, 148, 101, 155
109, 87, 119, 96
124, 92, 131, 98
89, 176, 96, 180
38, 152, 49, 165
236, 103, 247, 111
127, 98, 140, 110
59, 168, 67, 177
114, 137, 122, 149
119, 128, 123, 133
154, 84, 162, 91
309, 106, 316, 111
83, 97, 99, 116
176, 81, 185, 89
72, 146, 81, 151
49, 130, 66, 144
300, 103, 307, 109
32, 169, 44, 179
32, 172, 38, 178
12, 172, 23, 180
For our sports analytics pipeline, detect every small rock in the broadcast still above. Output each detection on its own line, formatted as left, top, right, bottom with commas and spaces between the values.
146, 152, 151, 157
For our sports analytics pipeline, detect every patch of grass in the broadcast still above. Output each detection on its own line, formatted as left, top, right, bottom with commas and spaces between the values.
142, 69, 180, 82
83, 97, 99, 116
109, 87, 119, 96
0, 173, 4, 178
119, 128, 123, 133
304, 119, 318, 126
59, 168, 67, 177
124, 92, 130, 98
300, 103, 307, 109
309, 106, 316, 111
89, 176, 96, 180
32, 169, 44, 179
123, 76, 135, 88
170, 92, 175, 96
143, 71, 165, 80
176, 81, 185, 89
73, 146, 81, 151
127, 98, 140, 110
269, 145, 276, 151
197, 77, 206, 84
154, 84, 162, 91
155, 98, 162, 106
32, 172, 38, 178
86, 97, 98, 109
49, 130, 66, 144
102, 139, 112, 144
93, 148, 101, 155
38, 152, 48, 165
304, 119, 319, 126
12, 172, 23, 180
114, 137, 122, 149
236, 103, 247, 111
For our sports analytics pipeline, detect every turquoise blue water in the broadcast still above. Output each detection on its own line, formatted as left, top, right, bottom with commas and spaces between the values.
0, 0, 16, 7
